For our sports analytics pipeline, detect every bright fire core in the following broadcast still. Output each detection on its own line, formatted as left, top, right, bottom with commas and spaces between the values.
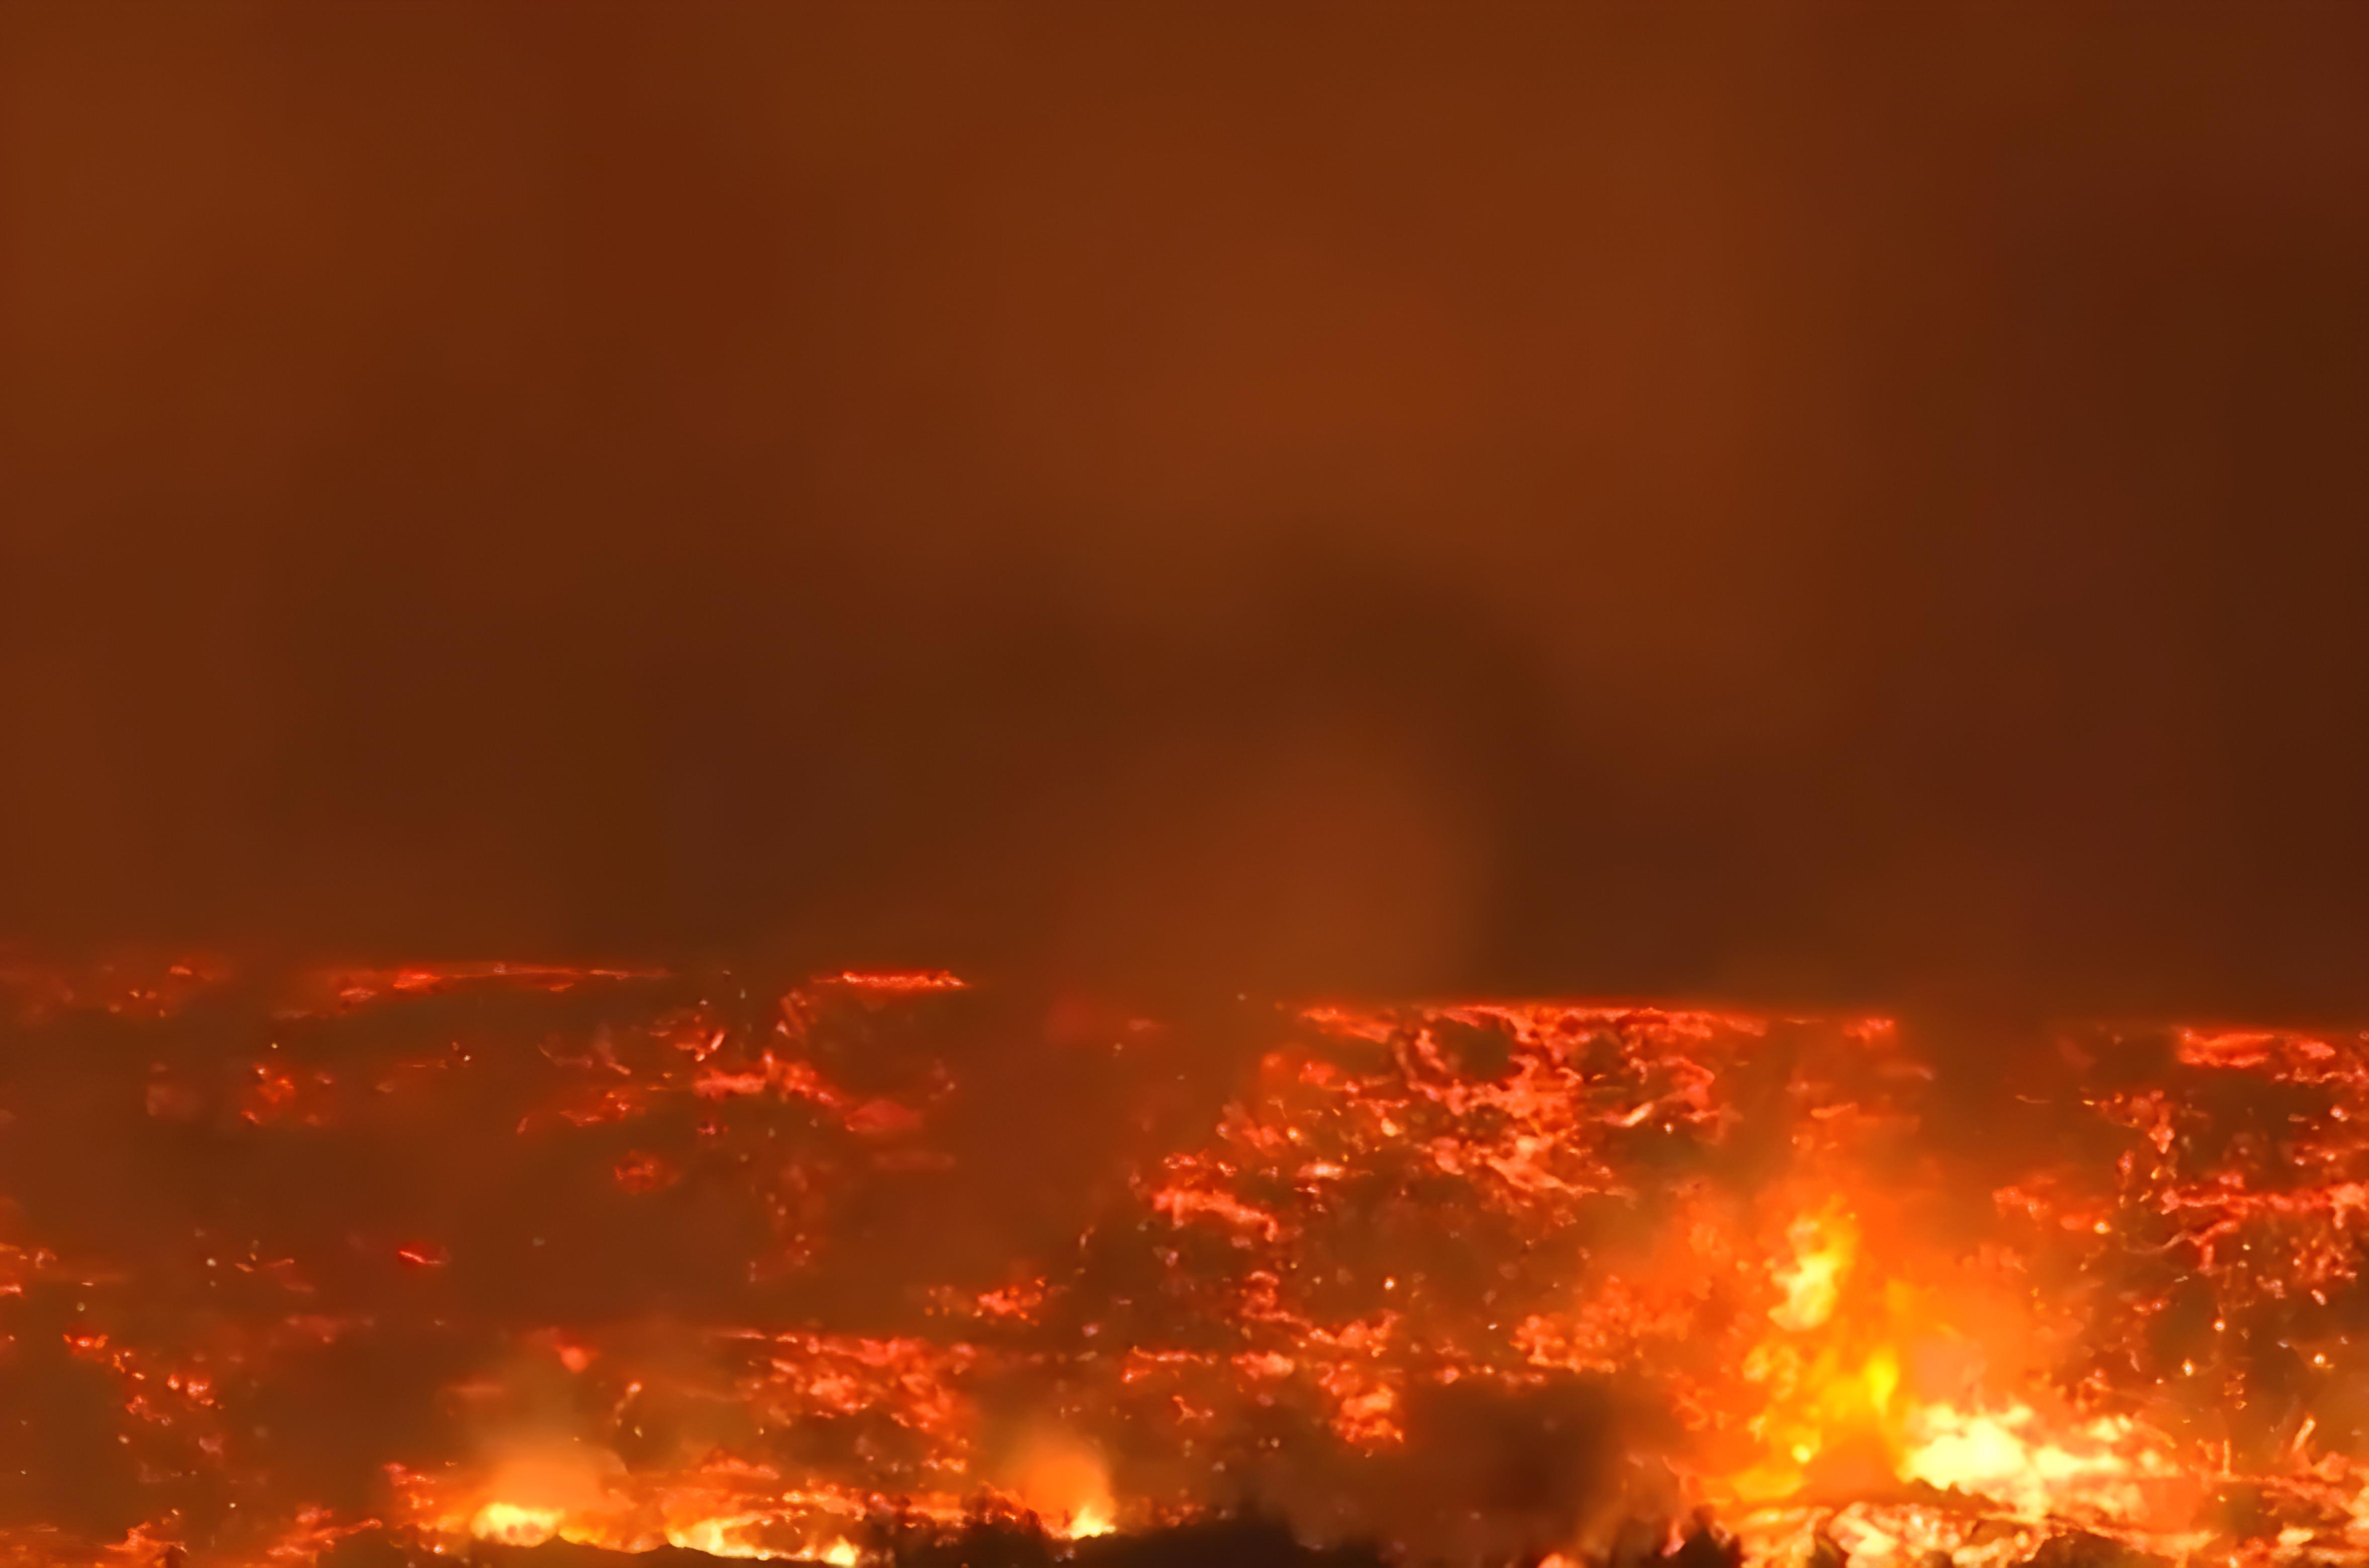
2, 961, 2367, 1566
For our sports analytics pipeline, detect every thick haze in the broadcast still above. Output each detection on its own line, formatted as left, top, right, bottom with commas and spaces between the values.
5, 4, 2367, 1019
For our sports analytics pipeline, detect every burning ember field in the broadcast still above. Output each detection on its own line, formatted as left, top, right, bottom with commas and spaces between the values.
6, 964, 2369, 1568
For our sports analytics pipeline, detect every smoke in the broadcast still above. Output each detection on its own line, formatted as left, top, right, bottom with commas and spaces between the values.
5, 7, 2369, 1016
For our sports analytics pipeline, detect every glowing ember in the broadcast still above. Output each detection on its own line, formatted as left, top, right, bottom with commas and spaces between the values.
4, 962, 2369, 1565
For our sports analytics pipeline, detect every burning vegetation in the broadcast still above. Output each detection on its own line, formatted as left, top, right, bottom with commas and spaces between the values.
2, 961, 2368, 1568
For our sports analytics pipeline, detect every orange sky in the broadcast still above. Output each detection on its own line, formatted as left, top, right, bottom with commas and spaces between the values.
4, 4, 2367, 1021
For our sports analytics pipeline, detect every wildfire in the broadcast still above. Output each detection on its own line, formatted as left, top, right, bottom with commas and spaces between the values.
5, 961, 2369, 1565
1767, 1206, 1855, 1334
1008, 1433, 1120, 1540
1897, 1402, 2184, 1522
1720, 1190, 2199, 1550
468, 1501, 568, 1546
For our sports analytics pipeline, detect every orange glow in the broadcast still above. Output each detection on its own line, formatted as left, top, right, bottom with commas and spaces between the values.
822, 970, 969, 993
10, 967, 2369, 1564
469, 1501, 567, 1546
1766, 1206, 1854, 1333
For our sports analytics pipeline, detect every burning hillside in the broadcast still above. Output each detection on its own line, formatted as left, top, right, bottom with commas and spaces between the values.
2, 961, 2368, 1567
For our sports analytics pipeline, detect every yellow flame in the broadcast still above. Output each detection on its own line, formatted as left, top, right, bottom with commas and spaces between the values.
1899, 1401, 2179, 1522
1010, 1432, 1118, 1539
1769, 1207, 1855, 1332
660, 1515, 810, 1560
470, 1501, 565, 1546
1064, 1501, 1116, 1540
1730, 1208, 1913, 1503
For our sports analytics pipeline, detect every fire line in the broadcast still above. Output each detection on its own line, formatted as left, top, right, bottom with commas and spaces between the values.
1, 963, 2366, 1566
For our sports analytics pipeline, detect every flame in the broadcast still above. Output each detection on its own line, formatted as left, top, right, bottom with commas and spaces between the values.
11, 965, 2369, 1564
1011, 1433, 1120, 1540
469, 1501, 568, 1546
1767, 1205, 1854, 1333
1721, 1189, 2198, 1547
1064, 1503, 1117, 1540
663, 1515, 861, 1562
1898, 1402, 2184, 1521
